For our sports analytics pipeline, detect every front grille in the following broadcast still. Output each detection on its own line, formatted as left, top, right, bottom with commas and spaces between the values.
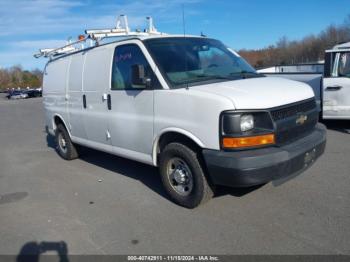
275, 117, 318, 144
271, 99, 316, 121
271, 99, 318, 145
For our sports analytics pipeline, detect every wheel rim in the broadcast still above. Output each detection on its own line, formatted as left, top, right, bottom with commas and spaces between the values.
166, 157, 194, 196
57, 132, 67, 154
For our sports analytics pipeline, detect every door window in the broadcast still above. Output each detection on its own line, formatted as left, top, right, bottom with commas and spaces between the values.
337, 52, 350, 77
112, 44, 154, 90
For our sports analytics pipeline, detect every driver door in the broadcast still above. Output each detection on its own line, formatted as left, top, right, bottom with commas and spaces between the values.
107, 43, 158, 164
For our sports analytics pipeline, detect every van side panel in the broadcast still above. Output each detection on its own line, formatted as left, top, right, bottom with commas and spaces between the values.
43, 57, 71, 133
67, 52, 87, 139
82, 46, 113, 146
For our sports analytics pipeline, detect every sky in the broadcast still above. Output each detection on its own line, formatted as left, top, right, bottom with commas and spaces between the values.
0, 0, 349, 70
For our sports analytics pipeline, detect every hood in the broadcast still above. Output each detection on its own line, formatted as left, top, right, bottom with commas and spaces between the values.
189, 77, 315, 110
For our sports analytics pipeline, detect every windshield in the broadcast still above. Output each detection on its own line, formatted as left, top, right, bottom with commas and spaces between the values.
144, 37, 260, 88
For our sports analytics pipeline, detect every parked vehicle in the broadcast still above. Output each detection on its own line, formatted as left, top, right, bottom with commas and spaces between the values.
258, 42, 350, 120
257, 73, 324, 117
258, 63, 324, 74
5, 88, 42, 99
323, 42, 350, 119
6, 91, 28, 99
36, 16, 326, 208
24, 89, 42, 98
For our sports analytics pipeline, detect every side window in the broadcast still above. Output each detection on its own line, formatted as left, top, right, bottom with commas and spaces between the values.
112, 44, 154, 90
337, 52, 350, 78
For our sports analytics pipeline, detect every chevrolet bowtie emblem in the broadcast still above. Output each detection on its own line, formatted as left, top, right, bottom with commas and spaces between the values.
296, 113, 308, 125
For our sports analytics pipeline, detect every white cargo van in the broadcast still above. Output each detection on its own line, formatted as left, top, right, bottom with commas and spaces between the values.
37, 16, 326, 208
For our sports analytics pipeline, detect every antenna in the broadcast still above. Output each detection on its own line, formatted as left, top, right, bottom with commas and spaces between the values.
182, 4, 186, 37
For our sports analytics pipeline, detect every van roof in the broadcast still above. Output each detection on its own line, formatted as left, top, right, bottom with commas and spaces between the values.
105, 34, 204, 41
46, 34, 208, 63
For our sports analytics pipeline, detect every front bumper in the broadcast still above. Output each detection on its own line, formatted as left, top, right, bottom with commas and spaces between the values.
203, 123, 327, 187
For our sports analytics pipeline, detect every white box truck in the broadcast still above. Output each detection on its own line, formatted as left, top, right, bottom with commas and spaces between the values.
36, 16, 326, 208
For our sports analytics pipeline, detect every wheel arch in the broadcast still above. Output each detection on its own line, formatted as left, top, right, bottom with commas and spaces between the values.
52, 114, 72, 138
152, 128, 205, 166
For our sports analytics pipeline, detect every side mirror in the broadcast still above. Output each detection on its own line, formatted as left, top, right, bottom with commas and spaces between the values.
131, 64, 151, 89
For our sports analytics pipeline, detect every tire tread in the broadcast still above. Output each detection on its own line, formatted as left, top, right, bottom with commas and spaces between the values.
55, 124, 79, 160
159, 142, 213, 208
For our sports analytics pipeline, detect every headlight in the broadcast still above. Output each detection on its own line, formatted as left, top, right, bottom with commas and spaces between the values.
240, 114, 254, 132
220, 111, 275, 149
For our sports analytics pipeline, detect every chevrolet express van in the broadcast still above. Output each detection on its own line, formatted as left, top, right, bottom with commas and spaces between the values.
39, 18, 326, 208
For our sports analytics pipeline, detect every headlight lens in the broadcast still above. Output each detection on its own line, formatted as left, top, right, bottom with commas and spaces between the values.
221, 111, 275, 150
240, 114, 254, 132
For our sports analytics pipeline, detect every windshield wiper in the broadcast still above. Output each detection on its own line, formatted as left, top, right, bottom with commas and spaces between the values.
229, 71, 264, 79
176, 74, 233, 86
193, 74, 232, 80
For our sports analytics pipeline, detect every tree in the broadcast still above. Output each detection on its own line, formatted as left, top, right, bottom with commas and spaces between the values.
239, 15, 350, 68
0, 67, 43, 91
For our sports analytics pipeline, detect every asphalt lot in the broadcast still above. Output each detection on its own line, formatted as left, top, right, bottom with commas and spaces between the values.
0, 94, 349, 255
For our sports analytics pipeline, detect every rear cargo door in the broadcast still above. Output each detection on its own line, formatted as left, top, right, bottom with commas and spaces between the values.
43, 57, 71, 127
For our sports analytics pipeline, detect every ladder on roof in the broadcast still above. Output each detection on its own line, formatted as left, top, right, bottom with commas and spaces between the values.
34, 15, 165, 59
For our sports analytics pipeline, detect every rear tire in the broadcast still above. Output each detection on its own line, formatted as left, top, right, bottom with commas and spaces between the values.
55, 124, 79, 160
159, 142, 214, 208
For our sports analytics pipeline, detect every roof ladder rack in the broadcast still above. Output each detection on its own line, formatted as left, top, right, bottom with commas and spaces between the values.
34, 15, 165, 59
34, 37, 87, 58
85, 15, 163, 39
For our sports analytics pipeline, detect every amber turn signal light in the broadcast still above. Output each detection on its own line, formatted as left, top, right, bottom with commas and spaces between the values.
222, 134, 275, 149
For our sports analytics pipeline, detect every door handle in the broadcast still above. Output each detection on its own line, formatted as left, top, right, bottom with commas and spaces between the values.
83, 94, 87, 109
102, 93, 108, 101
107, 94, 111, 110
326, 85, 342, 91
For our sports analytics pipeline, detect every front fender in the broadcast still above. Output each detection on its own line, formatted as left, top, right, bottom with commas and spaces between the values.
152, 127, 205, 166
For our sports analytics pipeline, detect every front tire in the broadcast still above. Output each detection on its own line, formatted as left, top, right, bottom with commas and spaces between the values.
159, 143, 214, 208
55, 124, 79, 160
